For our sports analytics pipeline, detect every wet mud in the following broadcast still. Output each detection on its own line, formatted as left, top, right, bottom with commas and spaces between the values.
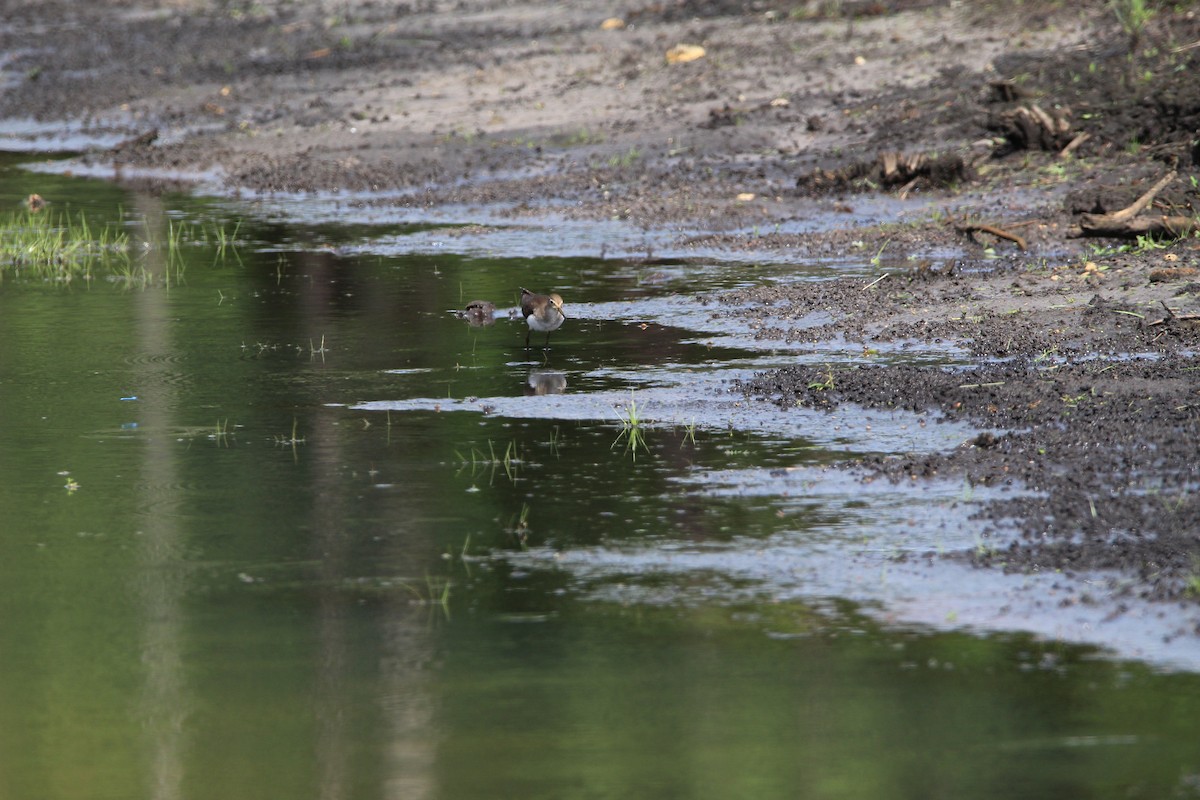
3, 0, 1200, 619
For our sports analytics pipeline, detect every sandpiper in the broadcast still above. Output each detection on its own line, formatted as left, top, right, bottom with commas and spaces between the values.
520, 287, 566, 349
460, 299, 497, 327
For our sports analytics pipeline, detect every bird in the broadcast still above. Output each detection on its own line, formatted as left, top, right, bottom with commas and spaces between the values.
460, 299, 497, 327
520, 287, 566, 349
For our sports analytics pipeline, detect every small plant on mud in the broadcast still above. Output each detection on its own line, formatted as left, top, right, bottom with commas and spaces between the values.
974, 533, 997, 560
1033, 346, 1060, 364
1109, 0, 1154, 54
1185, 557, 1200, 599
562, 127, 604, 146
1086, 242, 1128, 259
607, 147, 642, 169
1060, 391, 1089, 408
808, 365, 836, 392
869, 240, 888, 268
1133, 234, 1169, 252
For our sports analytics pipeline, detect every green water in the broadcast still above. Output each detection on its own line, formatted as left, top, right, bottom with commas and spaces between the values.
2, 158, 1200, 799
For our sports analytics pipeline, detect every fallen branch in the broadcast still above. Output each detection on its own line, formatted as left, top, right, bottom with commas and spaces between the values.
1147, 300, 1200, 326
1099, 170, 1176, 224
955, 221, 1028, 250
1060, 131, 1090, 157
797, 150, 971, 193
988, 104, 1073, 152
1075, 171, 1198, 239
1078, 214, 1196, 238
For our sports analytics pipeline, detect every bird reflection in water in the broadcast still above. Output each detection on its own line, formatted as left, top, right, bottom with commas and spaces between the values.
525, 369, 567, 396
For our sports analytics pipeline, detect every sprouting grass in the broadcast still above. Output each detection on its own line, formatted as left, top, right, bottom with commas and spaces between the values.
210, 418, 233, 447
613, 392, 650, 460
274, 417, 305, 446
606, 147, 642, 169
808, 365, 836, 392
214, 219, 242, 264
388, 573, 453, 618
309, 334, 328, 363
869, 240, 888, 269
1184, 555, 1200, 599
159, 216, 246, 284
424, 573, 452, 617
507, 502, 532, 546
973, 533, 997, 559
109, 260, 153, 289
0, 208, 130, 280
1110, 0, 1153, 51
558, 127, 605, 147
454, 532, 473, 562
497, 439, 518, 482
454, 439, 521, 483
0, 207, 246, 285
681, 417, 697, 446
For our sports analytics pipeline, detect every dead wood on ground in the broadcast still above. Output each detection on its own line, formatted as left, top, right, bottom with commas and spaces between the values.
988, 104, 1073, 153
797, 151, 971, 194
954, 220, 1028, 250
1075, 171, 1197, 239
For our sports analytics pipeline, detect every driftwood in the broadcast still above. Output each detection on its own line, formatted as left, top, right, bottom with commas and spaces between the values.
945, 217, 1032, 248
878, 151, 968, 186
1147, 300, 1200, 327
989, 104, 1073, 152
987, 80, 1027, 103
1059, 132, 1090, 157
955, 221, 1028, 250
798, 151, 970, 193
1076, 171, 1196, 239
1079, 214, 1197, 238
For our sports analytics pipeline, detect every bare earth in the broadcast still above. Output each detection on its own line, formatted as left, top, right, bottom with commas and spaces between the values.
4, 1, 1200, 625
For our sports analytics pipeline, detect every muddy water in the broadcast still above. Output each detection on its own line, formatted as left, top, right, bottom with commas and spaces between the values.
3, 158, 1200, 798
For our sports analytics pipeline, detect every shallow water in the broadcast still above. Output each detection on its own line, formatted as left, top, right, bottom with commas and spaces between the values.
3, 156, 1200, 799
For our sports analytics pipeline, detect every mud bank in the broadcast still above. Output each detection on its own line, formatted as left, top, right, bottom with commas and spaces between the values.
2, 0, 1199, 621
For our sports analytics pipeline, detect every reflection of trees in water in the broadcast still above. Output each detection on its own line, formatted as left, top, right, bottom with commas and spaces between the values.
299, 254, 437, 800
133, 192, 186, 800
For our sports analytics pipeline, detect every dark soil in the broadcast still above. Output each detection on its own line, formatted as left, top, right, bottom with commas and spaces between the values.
3, 0, 1200, 610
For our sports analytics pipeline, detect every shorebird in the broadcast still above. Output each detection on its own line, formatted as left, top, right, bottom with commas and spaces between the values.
520, 287, 566, 349
460, 299, 497, 327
